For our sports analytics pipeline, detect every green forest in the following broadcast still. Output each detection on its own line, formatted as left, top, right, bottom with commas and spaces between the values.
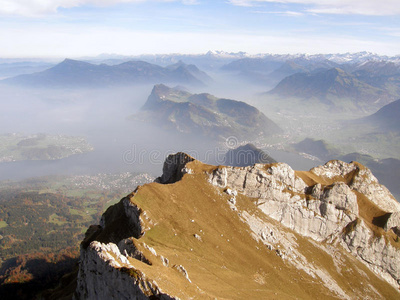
0, 172, 152, 299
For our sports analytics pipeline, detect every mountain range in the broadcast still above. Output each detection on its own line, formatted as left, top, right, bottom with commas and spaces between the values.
2, 59, 211, 88
268, 67, 395, 111
222, 56, 341, 86
87, 51, 400, 74
134, 84, 282, 140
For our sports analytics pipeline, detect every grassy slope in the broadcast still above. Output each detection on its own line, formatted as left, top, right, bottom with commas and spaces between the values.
99, 160, 399, 299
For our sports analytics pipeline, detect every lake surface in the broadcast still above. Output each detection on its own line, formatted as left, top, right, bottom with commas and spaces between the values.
0, 145, 321, 182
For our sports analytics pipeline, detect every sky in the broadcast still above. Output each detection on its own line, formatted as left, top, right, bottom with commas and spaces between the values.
0, 0, 399, 58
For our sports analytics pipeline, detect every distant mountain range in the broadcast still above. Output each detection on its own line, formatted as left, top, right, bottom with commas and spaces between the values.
218, 53, 400, 107
89, 51, 249, 71
220, 52, 400, 70
268, 68, 395, 111
2, 59, 211, 88
89, 51, 400, 73
133, 84, 282, 140
219, 52, 400, 88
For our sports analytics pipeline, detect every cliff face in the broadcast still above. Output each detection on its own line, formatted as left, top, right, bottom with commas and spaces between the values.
74, 153, 400, 299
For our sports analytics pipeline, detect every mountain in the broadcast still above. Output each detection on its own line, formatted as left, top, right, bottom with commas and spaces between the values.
165, 61, 213, 84
219, 53, 400, 94
221, 57, 284, 74
135, 84, 282, 140
221, 52, 400, 69
351, 61, 400, 95
363, 98, 400, 131
222, 56, 340, 87
86, 51, 250, 72
291, 138, 400, 199
2, 59, 210, 87
338, 153, 400, 199
266, 60, 308, 83
269, 68, 395, 111
57, 152, 400, 299
294, 138, 341, 161
224, 143, 276, 167
0, 61, 54, 79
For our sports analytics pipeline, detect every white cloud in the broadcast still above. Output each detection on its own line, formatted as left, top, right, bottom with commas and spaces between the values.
0, 23, 398, 58
252, 10, 304, 16
0, 0, 196, 17
228, 0, 400, 16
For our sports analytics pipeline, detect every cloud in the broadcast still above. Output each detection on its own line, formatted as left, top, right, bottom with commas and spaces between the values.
0, 0, 197, 17
0, 22, 398, 58
228, 0, 400, 16
252, 10, 304, 16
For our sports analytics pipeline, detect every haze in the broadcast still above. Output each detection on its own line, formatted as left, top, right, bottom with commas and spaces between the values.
0, 0, 400, 57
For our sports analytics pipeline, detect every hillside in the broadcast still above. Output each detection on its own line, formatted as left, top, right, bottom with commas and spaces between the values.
351, 61, 400, 95
64, 153, 400, 299
363, 98, 400, 131
2, 59, 209, 88
134, 84, 282, 140
269, 68, 394, 112
294, 138, 341, 161
224, 143, 277, 167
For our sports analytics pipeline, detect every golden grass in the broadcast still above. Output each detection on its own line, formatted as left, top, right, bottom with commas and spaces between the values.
112, 163, 400, 299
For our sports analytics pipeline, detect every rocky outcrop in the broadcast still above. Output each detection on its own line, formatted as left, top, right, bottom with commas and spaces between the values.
155, 152, 195, 184
208, 160, 400, 288
74, 154, 400, 299
342, 219, 400, 287
74, 240, 175, 300
208, 163, 358, 242
311, 160, 400, 212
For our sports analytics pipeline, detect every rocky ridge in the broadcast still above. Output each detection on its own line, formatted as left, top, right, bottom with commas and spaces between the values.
73, 153, 400, 299
209, 159, 400, 288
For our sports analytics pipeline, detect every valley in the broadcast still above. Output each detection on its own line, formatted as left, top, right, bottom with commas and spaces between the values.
2, 0, 400, 298
0, 50, 400, 299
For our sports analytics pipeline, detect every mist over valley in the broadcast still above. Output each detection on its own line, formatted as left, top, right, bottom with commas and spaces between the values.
1, 51, 400, 299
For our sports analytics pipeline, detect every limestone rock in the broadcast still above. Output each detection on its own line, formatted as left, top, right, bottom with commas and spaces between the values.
74, 241, 175, 300
207, 158, 400, 287
385, 212, 400, 235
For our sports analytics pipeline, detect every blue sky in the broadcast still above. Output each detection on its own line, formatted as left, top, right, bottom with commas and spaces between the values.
0, 0, 399, 57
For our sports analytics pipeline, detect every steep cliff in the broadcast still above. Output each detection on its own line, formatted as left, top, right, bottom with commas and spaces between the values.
74, 153, 400, 299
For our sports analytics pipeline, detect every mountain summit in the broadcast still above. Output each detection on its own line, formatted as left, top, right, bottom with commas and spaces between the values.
70, 153, 400, 299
